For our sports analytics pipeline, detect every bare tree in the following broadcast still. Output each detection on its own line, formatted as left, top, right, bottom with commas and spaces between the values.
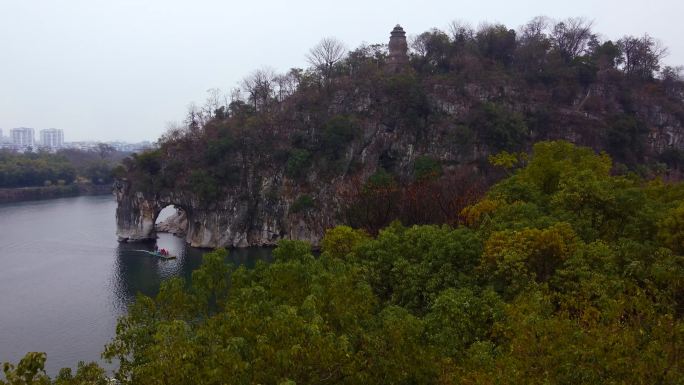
519, 16, 550, 42
241, 67, 276, 110
202, 88, 224, 120
273, 68, 302, 102
661, 66, 684, 98
409, 33, 429, 56
550, 17, 594, 61
159, 121, 187, 144
447, 19, 473, 43
229, 87, 243, 103
618, 34, 668, 79
306, 37, 346, 79
184, 102, 204, 133
273, 74, 288, 102
662, 66, 683, 82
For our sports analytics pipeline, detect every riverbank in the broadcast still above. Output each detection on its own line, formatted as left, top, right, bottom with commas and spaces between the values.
0, 184, 112, 204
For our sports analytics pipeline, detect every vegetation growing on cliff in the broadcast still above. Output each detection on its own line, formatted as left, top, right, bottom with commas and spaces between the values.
5, 141, 683, 384
118, 16, 683, 234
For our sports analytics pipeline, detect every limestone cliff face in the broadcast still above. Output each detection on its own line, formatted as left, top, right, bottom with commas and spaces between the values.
156, 209, 188, 237
115, 70, 684, 248
114, 174, 339, 248
114, 180, 158, 243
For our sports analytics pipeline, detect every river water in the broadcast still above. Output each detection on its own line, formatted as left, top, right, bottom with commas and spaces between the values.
0, 195, 272, 375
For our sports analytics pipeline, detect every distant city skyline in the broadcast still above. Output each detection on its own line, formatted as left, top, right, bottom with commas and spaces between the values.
0, 126, 149, 144
0, 126, 152, 153
1, 0, 683, 142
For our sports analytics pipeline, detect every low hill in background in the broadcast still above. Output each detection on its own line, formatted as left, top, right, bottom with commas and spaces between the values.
117, 17, 684, 244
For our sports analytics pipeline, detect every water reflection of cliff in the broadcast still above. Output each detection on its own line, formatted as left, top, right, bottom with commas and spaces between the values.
111, 233, 273, 312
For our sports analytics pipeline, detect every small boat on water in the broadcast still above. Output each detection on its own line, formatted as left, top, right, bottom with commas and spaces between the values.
135, 249, 177, 260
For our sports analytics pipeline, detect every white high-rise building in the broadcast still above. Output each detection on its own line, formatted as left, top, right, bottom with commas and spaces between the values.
40, 128, 64, 149
10, 127, 35, 147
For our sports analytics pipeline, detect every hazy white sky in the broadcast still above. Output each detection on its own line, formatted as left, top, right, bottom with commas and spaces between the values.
1, 0, 682, 142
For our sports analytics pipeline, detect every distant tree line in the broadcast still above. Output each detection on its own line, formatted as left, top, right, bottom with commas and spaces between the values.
0, 150, 76, 187
0, 145, 127, 188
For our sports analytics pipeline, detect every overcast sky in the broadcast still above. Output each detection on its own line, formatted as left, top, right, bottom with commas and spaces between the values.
1, 0, 682, 142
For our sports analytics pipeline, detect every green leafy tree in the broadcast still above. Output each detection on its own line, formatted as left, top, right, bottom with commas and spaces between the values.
320, 225, 370, 259
285, 149, 311, 178
470, 103, 529, 151
6, 141, 684, 385
413, 156, 441, 180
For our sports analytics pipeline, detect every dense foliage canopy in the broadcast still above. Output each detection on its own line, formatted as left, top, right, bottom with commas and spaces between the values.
4, 141, 682, 384
0, 151, 76, 188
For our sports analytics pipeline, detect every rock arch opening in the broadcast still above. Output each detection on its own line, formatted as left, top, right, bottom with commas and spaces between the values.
154, 205, 188, 238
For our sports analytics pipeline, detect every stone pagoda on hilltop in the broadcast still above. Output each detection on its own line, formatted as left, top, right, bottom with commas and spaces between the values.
387, 24, 409, 73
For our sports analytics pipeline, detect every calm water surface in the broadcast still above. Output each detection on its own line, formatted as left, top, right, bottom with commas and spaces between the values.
0, 195, 272, 375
